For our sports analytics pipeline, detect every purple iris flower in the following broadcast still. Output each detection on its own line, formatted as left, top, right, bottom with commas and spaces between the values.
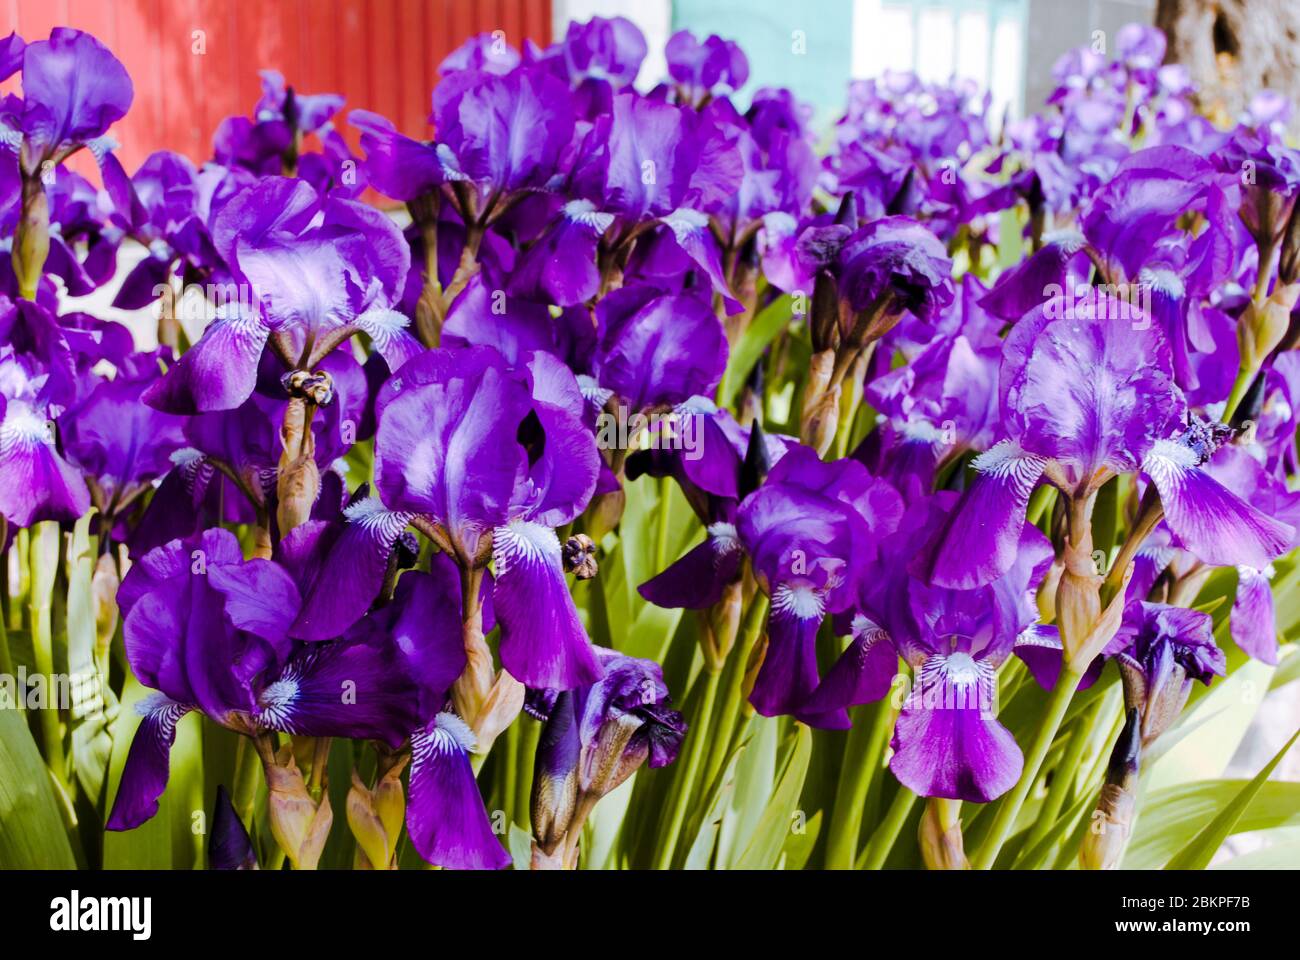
0, 339, 89, 528
664, 30, 749, 104
433, 65, 576, 195
130, 349, 367, 552
1127, 446, 1300, 665
212, 70, 355, 187
61, 348, 187, 526
920, 291, 1294, 590
588, 282, 729, 414
99, 150, 214, 310
144, 177, 418, 415
528, 647, 685, 865
104, 527, 422, 831
856, 291, 1001, 498
439, 33, 522, 77
806, 492, 1056, 801
560, 16, 646, 87
1104, 601, 1225, 747
635, 405, 790, 609
374, 344, 602, 689
0, 28, 132, 176
736, 445, 902, 727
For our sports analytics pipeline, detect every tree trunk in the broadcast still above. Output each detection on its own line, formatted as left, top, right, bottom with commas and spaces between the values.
1156, 0, 1300, 126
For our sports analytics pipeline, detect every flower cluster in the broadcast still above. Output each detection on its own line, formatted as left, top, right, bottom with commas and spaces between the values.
3, 17, 1297, 873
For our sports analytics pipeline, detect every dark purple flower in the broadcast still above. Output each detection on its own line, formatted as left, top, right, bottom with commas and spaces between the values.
0, 348, 89, 528
62, 350, 187, 509
146, 177, 417, 414
920, 293, 1293, 589
529, 647, 685, 855
106, 526, 434, 832
2, 28, 132, 176
407, 713, 511, 870
737, 445, 902, 727
1105, 601, 1225, 747
433, 67, 575, 194
665, 30, 748, 101
590, 283, 728, 413
374, 345, 601, 689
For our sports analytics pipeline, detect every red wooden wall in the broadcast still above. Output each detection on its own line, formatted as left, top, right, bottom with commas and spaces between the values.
0, 0, 552, 174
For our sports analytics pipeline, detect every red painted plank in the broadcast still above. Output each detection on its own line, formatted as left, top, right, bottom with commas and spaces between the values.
396, 0, 428, 138
366, 0, 400, 124
2, 0, 552, 171
336, 0, 371, 117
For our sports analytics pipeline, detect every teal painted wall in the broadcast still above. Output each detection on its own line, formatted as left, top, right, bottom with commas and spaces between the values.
671, 0, 855, 118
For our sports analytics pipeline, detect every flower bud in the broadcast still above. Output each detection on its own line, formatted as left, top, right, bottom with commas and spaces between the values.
346, 756, 408, 870
276, 394, 320, 535
531, 691, 580, 855
209, 785, 259, 870
919, 798, 969, 870
263, 744, 333, 870
800, 349, 840, 457
1080, 708, 1141, 870
1057, 535, 1132, 671
562, 533, 598, 580
701, 579, 743, 671
92, 553, 120, 658
584, 488, 626, 544
12, 175, 50, 300
470, 670, 524, 756
1238, 283, 1300, 371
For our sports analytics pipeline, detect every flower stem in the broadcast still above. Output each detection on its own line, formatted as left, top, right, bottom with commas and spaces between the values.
232, 735, 262, 826
653, 666, 722, 870
861, 784, 917, 869
654, 476, 672, 574
972, 664, 1086, 869
824, 695, 895, 869
1017, 695, 1103, 858
699, 593, 768, 793
1222, 364, 1256, 424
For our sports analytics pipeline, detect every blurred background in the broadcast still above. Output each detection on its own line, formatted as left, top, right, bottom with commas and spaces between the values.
0, 0, 1165, 171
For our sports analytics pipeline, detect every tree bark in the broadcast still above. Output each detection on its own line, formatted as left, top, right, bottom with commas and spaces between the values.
1156, 0, 1300, 126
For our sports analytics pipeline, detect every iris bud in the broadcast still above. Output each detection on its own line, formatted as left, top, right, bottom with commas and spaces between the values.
531, 691, 580, 856
1081, 708, 1141, 870
263, 744, 333, 870
919, 798, 969, 870
562, 533, 598, 580
1238, 283, 1299, 371
346, 757, 408, 870
12, 174, 50, 300
800, 349, 840, 457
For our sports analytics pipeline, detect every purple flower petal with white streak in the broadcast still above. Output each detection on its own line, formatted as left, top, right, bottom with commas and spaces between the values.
1141, 438, 1293, 570
914, 440, 1046, 590
889, 653, 1022, 803
1013, 624, 1105, 690
508, 200, 613, 307
407, 713, 511, 870
750, 586, 847, 728
143, 305, 270, 414
1231, 565, 1278, 664
0, 398, 91, 527
802, 615, 898, 716
255, 636, 420, 748
289, 498, 413, 641
493, 519, 602, 690
105, 695, 191, 831
638, 523, 744, 609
